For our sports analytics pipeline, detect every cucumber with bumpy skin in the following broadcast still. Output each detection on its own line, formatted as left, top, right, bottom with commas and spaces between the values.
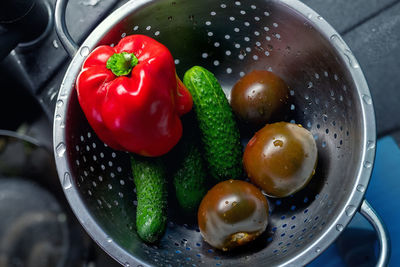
172, 116, 208, 213
131, 155, 167, 243
183, 66, 242, 181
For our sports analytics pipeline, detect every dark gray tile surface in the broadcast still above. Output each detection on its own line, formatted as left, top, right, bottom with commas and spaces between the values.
303, 0, 398, 33
343, 2, 400, 136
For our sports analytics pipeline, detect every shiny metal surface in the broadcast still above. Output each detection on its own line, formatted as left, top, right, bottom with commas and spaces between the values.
360, 200, 391, 267
53, 0, 382, 266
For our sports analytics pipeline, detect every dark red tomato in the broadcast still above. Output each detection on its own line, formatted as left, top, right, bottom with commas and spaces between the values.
230, 70, 289, 128
243, 122, 317, 198
198, 180, 269, 251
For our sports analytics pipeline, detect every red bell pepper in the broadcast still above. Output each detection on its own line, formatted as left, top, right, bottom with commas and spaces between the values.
76, 35, 192, 156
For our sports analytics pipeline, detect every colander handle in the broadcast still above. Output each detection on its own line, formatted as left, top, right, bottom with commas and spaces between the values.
360, 200, 391, 267
54, 0, 79, 57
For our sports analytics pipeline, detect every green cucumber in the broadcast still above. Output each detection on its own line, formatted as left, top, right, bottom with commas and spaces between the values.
183, 66, 243, 181
172, 116, 208, 213
131, 155, 167, 243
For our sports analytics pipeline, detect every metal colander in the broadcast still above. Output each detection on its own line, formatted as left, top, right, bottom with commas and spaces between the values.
53, 0, 390, 266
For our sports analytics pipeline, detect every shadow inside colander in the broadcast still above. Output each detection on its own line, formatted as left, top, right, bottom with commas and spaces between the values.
270, 147, 329, 214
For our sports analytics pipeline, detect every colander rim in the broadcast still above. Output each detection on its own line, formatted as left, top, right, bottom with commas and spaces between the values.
53, 0, 376, 266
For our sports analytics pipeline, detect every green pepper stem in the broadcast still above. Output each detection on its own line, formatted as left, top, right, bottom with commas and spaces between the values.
106, 52, 139, 76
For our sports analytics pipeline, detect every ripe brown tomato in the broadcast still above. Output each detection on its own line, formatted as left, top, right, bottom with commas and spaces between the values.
230, 70, 289, 128
243, 122, 317, 198
197, 180, 269, 251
